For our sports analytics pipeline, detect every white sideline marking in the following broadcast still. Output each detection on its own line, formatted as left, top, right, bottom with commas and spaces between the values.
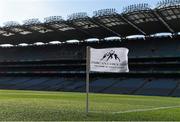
90, 105, 180, 114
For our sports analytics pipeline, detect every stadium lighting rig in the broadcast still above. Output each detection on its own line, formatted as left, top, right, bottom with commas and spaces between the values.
93, 8, 117, 17
122, 3, 151, 13
157, 0, 180, 8
44, 16, 63, 23
23, 18, 41, 25
67, 12, 88, 20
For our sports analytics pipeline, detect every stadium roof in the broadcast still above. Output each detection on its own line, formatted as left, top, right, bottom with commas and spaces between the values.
0, 0, 180, 45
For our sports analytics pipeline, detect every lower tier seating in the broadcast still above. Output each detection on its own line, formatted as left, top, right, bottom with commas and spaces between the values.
0, 77, 178, 97
171, 81, 180, 97
135, 79, 178, 96
103, 78, 146, 94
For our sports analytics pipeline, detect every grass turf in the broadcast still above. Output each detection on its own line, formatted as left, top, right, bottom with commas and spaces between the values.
0, 90, 180, 121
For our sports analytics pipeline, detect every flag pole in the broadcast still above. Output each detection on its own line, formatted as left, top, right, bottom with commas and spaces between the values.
86, 46, 90, 115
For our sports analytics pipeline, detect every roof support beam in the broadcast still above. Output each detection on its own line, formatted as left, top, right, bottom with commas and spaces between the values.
3, 28, 20, 36
89, 18, 122, 37
120, 15, 146, 35
43, 24, 73, 40
65, 21, 96, 38
153, 10, 174, 33
21, 26, 40, 34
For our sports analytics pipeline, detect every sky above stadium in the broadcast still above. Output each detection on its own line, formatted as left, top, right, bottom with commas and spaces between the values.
0, 0, 158, 26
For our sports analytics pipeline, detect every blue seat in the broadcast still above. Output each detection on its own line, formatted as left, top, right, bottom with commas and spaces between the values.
136, 79, 177, 96
104, 78, 145, 94
90, 78, 120, 93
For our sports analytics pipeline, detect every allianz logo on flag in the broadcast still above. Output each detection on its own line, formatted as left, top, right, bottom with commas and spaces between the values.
89, 47, 129, 73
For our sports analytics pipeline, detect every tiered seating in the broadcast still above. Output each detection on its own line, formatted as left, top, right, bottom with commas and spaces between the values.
0, 37, 179, 62
32, 78, 66, 90
4, 77, 32, 89
65, 79, 85, 91
136, 79, 177, 96
0, 77, 178, 97
0, 44, 83, 61
171, 81, 180, 97
21, 78, 50, 90
0, 77, 18, 89
103, 78, 146, 94
90, 78, 119, 93
0, 37, 179, 97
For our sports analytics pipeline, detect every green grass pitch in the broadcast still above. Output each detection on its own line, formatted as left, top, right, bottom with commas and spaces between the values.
0, 90, 180, 121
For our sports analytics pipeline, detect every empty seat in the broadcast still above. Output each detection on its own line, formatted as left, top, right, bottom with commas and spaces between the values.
90, 79, 119, 93
104, 78, 145, 94
136, 79, 177, 96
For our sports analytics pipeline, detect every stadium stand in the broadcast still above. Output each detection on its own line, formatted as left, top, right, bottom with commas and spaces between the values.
0, 0, 179, 97
89, 78, 120, 93
103, 78, 146, 94
136, 79, 178, 96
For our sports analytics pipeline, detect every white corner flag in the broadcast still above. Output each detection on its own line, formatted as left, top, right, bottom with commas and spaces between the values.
86, 47, 129, 115
90, 47, 129, 73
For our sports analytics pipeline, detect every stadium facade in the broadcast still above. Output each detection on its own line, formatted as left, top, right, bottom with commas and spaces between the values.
0, 0, 180, 97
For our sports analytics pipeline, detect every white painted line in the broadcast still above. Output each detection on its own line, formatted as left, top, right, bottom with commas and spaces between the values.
90, 105, 180, 114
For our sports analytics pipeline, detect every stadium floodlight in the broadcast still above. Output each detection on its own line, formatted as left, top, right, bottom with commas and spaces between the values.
126, 35, 145, 40
104, 36, 121, 41
0, 44, 14, 47
93, 8, 117, 17
44, 16, 63, 23
85, 38, 99, 42
157, 0, 180, 8
66, 39, 79, 43
23, 18, 41, 26
49, 41, 62, 45
123, 3, 151, 14
3, 21, 20, 28
67, 12, 88, 20
34, 42, 45, 46
18, 43, 29, 47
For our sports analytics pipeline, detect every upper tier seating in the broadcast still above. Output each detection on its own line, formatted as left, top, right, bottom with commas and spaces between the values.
0, 37, 179, 61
